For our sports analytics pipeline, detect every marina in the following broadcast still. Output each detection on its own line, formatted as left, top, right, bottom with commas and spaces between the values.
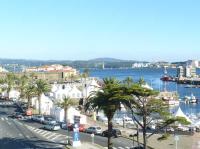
87, 68, 200, 116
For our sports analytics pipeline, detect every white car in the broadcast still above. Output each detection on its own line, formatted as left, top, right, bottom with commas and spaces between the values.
85, 126, 102, 134
32, 115, 44, 123
43, 124, 60, 131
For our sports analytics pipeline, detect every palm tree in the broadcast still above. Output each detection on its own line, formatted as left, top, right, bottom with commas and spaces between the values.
24, 83, 37, 108
5, 73, 17, 99
138, 77, 145, 85
57, 96, 78, 123
35, 79, 51, 114
85, 77, 123, 149
57, 96, 77, 145
18, 74, 29, 101
123, 76, 134, 87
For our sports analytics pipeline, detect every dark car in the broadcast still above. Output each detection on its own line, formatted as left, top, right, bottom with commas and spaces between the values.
102, 129, 122, 138
68, 124, 86, 132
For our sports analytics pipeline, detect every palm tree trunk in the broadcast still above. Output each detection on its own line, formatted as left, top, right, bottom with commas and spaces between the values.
28, 97, 31, 108
38, 94, 41, 115
108, 118, 113, 149
64, 107, 67, 122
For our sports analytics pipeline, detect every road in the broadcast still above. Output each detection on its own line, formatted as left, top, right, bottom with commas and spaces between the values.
0, 100, 65, 149
0, 100, 136, 149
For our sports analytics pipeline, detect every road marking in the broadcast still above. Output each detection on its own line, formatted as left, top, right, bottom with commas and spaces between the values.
19, 133, 23, 137
43, 132, 51, 137
51, 134, 63, 141
34, 129, 41, 132
1, 117, 4, 121
40, 131, 47, 135
60, 140, 65, 143
46, 133, 56, 139
37, 130, 43, 133
7, 122, 11, 125
26, 135, 30, 139
5, 117, 8, 120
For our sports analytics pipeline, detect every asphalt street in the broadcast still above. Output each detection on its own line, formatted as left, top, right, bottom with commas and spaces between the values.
0, 100, 135, 149
0, 100, 65, 149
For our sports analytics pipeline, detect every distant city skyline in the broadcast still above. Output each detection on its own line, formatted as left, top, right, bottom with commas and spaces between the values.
0, 0, 200, 61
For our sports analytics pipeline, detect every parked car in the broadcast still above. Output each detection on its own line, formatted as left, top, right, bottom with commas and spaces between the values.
102, 128, 122, 138
43, 117, 56, 125
31, 115, 44, 123
9, 112, 23, 119
43, 123, 60, 131
68, 124, 86, 132
60, 122, 71, 130
85, 126, 102, 134
15, 113, 24, 119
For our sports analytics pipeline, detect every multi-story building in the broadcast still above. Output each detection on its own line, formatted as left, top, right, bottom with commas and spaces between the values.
0, 64, 78, 83
177, 66, 196, 78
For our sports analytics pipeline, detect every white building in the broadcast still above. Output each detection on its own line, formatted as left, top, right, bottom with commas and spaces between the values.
51, 106, 87, 124
31, 94, 53, 115
9, 89, 20, 99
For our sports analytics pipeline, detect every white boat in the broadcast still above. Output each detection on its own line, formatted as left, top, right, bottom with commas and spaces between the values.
184, 93, 197, 104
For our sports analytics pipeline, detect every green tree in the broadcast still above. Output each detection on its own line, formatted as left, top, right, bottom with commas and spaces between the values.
85, 77, 123, 149
82, 68, 90, 78
122, 83, 190, 149
57, 96, 78, 123
35, 79, 51, 114
123, 76, 134, 87
138, 77, 145, 85
24, 83, 37, 108
5, 73, 17, 99
18, 74, 29, 100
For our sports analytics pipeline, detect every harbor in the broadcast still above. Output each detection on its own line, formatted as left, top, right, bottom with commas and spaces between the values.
87, 68, 200, 116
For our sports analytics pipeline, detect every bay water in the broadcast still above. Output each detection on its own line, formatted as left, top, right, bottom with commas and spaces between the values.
87, 68, 200, 116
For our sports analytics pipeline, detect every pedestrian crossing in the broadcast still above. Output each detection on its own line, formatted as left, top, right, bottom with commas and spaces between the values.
0, 117, 8, 121
103, 147, 132, 149
0, 101, 14, 105
25, 124, 72, 144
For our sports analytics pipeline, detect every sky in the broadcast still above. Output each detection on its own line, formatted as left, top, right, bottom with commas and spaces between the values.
0, 0, 200, 62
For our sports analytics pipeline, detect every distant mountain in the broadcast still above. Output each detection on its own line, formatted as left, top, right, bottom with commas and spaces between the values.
89, 57, 138, 62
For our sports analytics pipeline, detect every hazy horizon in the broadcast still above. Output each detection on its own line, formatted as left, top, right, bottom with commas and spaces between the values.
0, 0, 200, 61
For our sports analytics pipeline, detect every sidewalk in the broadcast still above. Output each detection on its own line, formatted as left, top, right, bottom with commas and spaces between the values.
66, 142, 104, 149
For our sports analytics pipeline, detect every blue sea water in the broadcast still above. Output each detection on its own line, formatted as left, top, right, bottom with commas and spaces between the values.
86, 68, 200, 115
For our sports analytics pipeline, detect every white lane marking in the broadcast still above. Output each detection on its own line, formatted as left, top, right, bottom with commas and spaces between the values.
60, 140, 65, 143
5, 117, 8, 120
7, 122, 11, 125
1, 117, 4, 121
32, 127, 37, 131
34, 129, 41, 132
19, 133, 23, 137
51, 134, 63, 141
46, 133, 56, 139
36, 129, 43, 133
26, 135, 30, 139
43, 132, 51, 137
56, 145, 64, 148
40, 131, 47, 135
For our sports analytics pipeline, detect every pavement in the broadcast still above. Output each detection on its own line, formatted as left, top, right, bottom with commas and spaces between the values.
0, 100, 65, 149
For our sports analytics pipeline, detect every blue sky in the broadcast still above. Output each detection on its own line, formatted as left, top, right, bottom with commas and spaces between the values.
0, 0, 200, 61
